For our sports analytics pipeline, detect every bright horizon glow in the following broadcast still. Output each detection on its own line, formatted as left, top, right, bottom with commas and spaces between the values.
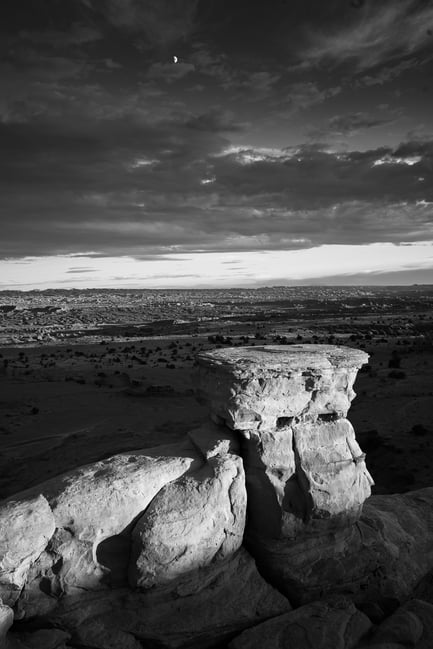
1, 242, 432, 290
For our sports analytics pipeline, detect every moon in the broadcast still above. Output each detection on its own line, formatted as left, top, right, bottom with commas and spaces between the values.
173, 56, 178, 63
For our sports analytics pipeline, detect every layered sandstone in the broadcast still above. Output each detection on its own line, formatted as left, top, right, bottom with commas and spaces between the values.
197, 345, 374, 540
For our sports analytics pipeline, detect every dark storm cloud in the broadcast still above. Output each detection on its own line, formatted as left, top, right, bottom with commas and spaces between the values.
1, 95, 432, 259
1, 0, 433, 265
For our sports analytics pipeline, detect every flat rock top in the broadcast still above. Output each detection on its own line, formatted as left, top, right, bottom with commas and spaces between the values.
197, 345, 369, 373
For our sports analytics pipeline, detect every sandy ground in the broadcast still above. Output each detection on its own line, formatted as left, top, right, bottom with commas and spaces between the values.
1, 335, 432, 498
0, 337, 210, 498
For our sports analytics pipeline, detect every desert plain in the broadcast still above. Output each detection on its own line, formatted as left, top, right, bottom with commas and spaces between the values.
1, 285, 432, 499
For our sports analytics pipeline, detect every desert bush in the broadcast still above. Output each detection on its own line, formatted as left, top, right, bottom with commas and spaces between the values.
388, 350, 401, 368
388, 370, 406, 379
410, 424, 429, 436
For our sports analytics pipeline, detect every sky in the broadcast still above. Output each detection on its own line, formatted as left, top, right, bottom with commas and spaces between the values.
1, 0, 433, 289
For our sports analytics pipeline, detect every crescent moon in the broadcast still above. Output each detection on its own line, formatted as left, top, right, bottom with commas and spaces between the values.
173, 56, 178, 63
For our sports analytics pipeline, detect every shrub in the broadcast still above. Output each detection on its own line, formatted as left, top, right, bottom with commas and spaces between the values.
410, 424, 428, 436
388, 370, 406, 379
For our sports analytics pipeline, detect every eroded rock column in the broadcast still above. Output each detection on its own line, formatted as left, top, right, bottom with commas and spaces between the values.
196, 344, 374, 541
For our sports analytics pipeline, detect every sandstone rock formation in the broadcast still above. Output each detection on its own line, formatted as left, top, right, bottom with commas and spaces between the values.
249, 486, 433, 605
6, 628, 71, 649
3, 343, 433, 649
47, 548, 289, 649
361, 599, 433, 649
0, 600, 14, 642
197, 345, 374, 540
229, 597, 372, 649
129, 453, 246, 588
196, 345, 433, 609
0, 495, 55, 606
0, 417, 288, 647
2, 441, 202, 613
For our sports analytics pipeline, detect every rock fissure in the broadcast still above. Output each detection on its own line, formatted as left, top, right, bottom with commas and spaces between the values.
291, 429, 313, 525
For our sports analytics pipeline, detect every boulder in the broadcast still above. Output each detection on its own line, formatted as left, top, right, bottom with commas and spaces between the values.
3, 441, 201, 615
247, 488, 433, 605
49, 548, 290, 649
0, 495, 55, 606
229, 597, 371, 649
412, 568, 433, 604
0, 601, 14, 642
188, 422, 240, 459
129, 454, 246, 588
369, 607, 423, 646
364, 599, 433, 649
5, 628, 71, 649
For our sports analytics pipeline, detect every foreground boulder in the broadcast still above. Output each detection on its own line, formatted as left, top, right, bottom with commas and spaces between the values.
360, 599, 433, 648
48, 548, 289, 649
129, 454, 246, 588
0, 496, 55, 606
0, 418, 289, 648
0, 600, 14, 643
229, 597, 371, 649
248, 487, 433, 605
6, 628, 71, 649
4, 440, 201, 617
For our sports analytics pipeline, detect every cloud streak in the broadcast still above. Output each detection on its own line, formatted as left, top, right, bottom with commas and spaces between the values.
299, 0, 433, 72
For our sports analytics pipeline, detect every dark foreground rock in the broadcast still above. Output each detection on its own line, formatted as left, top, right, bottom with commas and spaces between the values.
43, 548, 289, 649
247, 487, 433, 606
229, 597, 371, 649
358, 599, 433, 648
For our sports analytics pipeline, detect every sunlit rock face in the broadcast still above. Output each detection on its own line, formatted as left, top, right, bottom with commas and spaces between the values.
0, 495, 55, 606
0, 422, 288, 647
196, 345, 373, 540
196, 345, 367, 428
129, 453, 246, 588
2, 441, 202, 615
